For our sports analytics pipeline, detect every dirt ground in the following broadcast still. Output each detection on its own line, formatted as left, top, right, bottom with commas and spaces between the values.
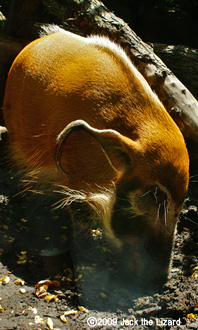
0, 142, 198, 330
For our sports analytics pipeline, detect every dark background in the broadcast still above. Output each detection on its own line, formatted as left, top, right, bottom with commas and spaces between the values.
103, 0, 198, 48
1, 0, 198, 47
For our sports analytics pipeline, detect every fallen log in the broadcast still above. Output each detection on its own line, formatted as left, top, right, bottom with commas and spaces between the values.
152, 43, 198, 100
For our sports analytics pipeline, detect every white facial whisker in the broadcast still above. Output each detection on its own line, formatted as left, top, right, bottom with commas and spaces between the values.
189, 174, 198, 179
153, 187, 158, 204
183, 216, 198, 227
157, 203, 161, 220
140, 190, 151, 197
164, 199, 167, 226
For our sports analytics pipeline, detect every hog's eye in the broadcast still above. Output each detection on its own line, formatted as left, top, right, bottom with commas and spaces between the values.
137, 185, 168, 218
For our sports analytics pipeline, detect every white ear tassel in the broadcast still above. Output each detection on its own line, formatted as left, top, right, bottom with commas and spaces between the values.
0, 126, 7, 140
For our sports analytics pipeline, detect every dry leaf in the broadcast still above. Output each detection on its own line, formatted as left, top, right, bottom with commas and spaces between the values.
14, 279, 25, 286
63, 310, 77, 316
47, 317, 54, 329
19, 288, 26, 294
20, 218, 28, 223
17, 260, 27, 265
78, 306, 89, 313
54, 290, 66, 298
35, 285, 48, 298
60, 314, 67, 323
21, 309, 27, 315
17, 251, 28, 264
75, 274, 82, 282
35, 280, 60, 298
27, 306, 37, 314
44, 294, 57, 302
191, 272, 198, 279
35, 280, 60, 289
0, 276, 10, 285
187, 313, 197, 319
35, 315, 44, 324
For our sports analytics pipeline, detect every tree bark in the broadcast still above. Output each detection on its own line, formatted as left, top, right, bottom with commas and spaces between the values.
1, 0, 198, 166
152, 43, 198, 100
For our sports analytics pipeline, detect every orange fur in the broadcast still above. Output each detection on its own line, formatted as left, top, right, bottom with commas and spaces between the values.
3, 27, 189, 282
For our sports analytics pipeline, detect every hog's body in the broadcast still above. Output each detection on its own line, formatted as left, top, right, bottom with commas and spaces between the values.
3, 26, 189, 283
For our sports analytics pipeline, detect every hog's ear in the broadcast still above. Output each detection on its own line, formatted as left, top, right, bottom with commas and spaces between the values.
55, 120, 137, 179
